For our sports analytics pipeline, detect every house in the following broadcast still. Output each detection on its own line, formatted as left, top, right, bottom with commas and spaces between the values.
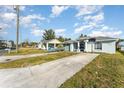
38, 37, 117, 54
38, 39, 62, 50
63, 36, 117, 54
0, 40, 15, 49
118, 41, 124, 51
0, 40, 7, 49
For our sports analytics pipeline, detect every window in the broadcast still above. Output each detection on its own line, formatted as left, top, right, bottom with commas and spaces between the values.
95, 42, 102, 50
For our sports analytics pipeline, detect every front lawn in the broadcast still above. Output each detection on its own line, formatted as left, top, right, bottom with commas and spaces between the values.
5, 48, 47, 56
60, 52, 124, 88
0, 52, 77, 69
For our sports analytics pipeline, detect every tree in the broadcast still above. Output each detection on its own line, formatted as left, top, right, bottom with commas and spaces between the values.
79, 34, 87, 39
79, 34, 84, 38
30, 42, 38, 47
42, 29, 56, 40
58, 36, 65, 42
65, 38, 71, 41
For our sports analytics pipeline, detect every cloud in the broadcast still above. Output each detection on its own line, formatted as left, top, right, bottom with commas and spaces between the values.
74, 24, 93, 33
0, 23, 10, 30
0, 23, 10, 35
20, 14, 46, 26
89, 24, 122, 37
0, 5, 26, 12
84, 12, 104, 23
55, 29, 66, 36
0, 12, 16, 22
20, 6, 26, 11
74, 12, 104, 34
75, 5, 104, 17
51, 5, 70, 17
73, 23, 79, 27
89, 30, 122, 37
31, 29, 44, 37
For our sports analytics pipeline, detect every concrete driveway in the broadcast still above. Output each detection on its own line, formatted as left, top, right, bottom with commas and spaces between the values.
0, 53, 99, 88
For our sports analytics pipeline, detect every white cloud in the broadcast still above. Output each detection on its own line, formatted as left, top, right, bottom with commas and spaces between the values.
74, 12, 104, 34
55, 29, 66, 36
74, 24, 93, 33
55, 29, 65, 33
31, 29, 44, 36
0, 23, 10, 30
0, 23, 10, 35
89, 30, 122, 37
73, 23, 79, 27
51, 5, 70, 17
20, 6, 26, 11
0, 12, 16, 22
75, 5, 104, 17
84, 12, 104, 23
20, 14, 46, 26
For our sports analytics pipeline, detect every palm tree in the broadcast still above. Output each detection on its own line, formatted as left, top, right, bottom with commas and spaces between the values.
42, 29, 56, 40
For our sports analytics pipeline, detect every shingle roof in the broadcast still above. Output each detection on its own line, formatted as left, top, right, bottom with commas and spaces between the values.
64, 40, 78, 44
79, 36, 117, 41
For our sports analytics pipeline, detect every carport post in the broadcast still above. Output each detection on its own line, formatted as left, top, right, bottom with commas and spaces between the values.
77, 41, 80, 52
46, 43, 48, 50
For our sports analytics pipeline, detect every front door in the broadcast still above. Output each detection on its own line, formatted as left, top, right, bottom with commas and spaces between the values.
80, 41, 85, 51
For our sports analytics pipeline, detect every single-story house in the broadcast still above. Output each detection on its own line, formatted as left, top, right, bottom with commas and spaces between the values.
118, 41, 124, 51
38, 37, 117, 54
38, 39, 62, 50
63, 36, 117, 54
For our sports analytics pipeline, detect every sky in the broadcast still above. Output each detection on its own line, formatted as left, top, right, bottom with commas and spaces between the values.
0, 5, 124, 43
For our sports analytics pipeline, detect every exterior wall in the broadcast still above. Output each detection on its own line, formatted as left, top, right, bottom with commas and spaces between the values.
64, 44, 70, 51
38, 42, 46, 50
121, 46, 124, 51
85, 41, 116, 54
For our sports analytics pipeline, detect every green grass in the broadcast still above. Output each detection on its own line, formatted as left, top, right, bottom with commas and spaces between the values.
60, 52, 124, 88
0, 52, 77, 69
5, 48, 47, 56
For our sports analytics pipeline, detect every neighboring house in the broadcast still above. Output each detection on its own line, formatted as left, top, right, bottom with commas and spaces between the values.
0, 40, 7, 49
38, 39, 62, 50
118, 41, 124, 51
0, 40, 14, 49
63, 36, 117, 54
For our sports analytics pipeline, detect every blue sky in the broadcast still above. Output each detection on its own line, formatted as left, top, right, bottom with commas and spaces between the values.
0, 5, 124, 43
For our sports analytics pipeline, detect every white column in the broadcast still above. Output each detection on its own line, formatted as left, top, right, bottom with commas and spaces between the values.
54, 43, 56, 48
84, 40, 87, 52
77, 41, 80, 52
70, 43, 74, 52
46, 43, 48, 50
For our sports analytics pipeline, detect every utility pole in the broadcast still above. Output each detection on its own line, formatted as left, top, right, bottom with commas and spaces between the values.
14, 5, 19, 53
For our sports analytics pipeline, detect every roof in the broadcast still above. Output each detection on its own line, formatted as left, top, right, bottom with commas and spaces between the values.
42, 39, 62, 44
79, 36, 117, 42
63, 40, 78, 44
